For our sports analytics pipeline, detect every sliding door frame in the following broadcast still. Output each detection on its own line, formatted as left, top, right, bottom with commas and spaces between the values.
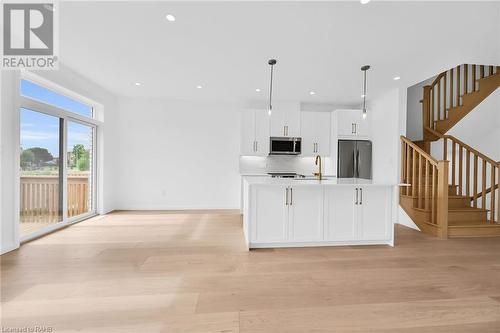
18, 74, 100, 243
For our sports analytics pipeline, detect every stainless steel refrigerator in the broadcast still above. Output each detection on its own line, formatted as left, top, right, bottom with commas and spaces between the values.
337, 140, 372, 179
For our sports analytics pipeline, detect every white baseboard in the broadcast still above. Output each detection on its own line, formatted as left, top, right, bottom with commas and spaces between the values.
1, 242, 19, 255
112, 204, 240, 211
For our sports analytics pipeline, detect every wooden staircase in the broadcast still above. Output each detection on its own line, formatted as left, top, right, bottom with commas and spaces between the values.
422, 64, 499, 142
400, 136, 500, 238
400, 63, 500, 238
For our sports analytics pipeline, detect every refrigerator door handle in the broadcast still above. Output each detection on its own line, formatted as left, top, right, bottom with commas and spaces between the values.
356, 150, 360, 178
353, 150, 357, 178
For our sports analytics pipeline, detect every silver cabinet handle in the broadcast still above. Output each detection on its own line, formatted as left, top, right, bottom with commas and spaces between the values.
290, 187, 293, 205
254, 141, 257, 152
284, 126, 286, 136
316, 143, 319, 153
256, 141, 258, 151
355, 188, 359, 205
355, 123, 357, 134
285, 187, 289, 206
360, 188, 363, 205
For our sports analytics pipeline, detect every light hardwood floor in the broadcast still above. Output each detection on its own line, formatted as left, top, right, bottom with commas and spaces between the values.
1, 210, 500, 332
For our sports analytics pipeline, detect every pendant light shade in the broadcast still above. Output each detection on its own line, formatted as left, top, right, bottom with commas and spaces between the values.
268, 59, 277, 116
361, 65, 370, 119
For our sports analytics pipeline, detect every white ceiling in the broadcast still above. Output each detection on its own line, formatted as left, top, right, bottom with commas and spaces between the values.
59, 1, 499, 106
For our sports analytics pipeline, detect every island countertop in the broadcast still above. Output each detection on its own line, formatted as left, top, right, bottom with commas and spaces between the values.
243, 176, 405, 186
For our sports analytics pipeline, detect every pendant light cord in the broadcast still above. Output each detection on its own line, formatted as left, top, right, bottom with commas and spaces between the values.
269, 64, 274, 111
362, 69, 367, 110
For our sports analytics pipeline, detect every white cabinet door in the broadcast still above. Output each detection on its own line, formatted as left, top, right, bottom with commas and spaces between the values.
253, 185, 288, 243
288, 186, 324, 242
301, 111, 331, 156
315, 112, 331, 155
269, 108, 286, 137
241, 110, 256, 156
336, 110, 358, 137
254, 109, 270, 156
357, 186, 391, 241
285, 108, 301, 137
270, 104, 301, 137
354, 115, 370, 137
324, 186, 357, 241
336, 110, 369, 137
300, 112, 316, 156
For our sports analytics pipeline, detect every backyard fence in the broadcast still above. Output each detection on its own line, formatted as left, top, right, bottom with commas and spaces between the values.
20, 174, 90, 223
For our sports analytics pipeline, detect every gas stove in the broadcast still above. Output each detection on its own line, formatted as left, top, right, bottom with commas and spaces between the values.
267, 172, 306, 179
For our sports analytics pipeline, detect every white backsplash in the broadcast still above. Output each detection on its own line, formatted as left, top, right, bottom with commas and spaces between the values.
239, 155, 335, 176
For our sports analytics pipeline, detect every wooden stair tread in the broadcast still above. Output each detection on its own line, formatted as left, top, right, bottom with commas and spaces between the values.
448, 220, 498, 227
448, 207, 488, 212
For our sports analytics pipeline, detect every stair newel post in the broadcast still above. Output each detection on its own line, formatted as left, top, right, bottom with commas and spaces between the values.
436, 160, 449, 239
497, 165, 499, 223
422, 85, 431, 140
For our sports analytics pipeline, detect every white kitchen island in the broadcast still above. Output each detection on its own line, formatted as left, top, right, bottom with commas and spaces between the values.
242, 177, 398, 249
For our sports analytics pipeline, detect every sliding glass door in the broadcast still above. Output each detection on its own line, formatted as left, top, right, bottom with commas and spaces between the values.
19, 77, 98, 240
20, 109, 63, 237
67, 121, 95, 220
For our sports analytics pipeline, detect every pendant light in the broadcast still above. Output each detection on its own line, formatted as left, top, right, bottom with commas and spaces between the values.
268, 59, 277, 116
361, 65, 370, 119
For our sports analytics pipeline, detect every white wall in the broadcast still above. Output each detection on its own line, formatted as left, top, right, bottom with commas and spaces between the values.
1, 71, 21, 254
0, 64, 118, 254
370, 87, 420, 230
406, 77, 435, 141
447, 89, 500, 160
371, 88, 401, 184
111, 98, 241, 210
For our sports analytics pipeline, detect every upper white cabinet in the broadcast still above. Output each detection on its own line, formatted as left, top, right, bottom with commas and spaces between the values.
335, 109, 370, 138
301, 111, 331, 156
270, 102, 301, 137
241, 109, 270, 156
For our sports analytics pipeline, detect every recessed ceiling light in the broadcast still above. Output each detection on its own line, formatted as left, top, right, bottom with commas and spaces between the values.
165, 14, 176, 22
360, 0, 371, 4
393, 76, 401, 81
309, 91, 316, 95
196, 85, 202, 89
255, 88, 261, 92
135, 82, 141, 86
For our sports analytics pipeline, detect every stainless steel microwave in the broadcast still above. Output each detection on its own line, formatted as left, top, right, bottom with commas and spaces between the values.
269, 137, 302, 155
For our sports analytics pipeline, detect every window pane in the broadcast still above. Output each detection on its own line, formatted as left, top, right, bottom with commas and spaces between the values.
20, 108, 63, 237
21, 79, 93, 118
67, 121, 94, 218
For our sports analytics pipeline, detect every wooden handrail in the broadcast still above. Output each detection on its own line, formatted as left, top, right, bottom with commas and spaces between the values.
423, 64, 499, 136
424, 126, 500, 168
400, 136, 439, 165
400, 136, 449, 237
425, 129, 499, 223
473, 183, 498, 200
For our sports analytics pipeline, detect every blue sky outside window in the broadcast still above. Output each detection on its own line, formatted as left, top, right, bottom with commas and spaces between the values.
21, 79, 93, 118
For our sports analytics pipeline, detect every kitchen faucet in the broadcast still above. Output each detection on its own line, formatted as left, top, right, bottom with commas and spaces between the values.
314, 155, 322, 180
